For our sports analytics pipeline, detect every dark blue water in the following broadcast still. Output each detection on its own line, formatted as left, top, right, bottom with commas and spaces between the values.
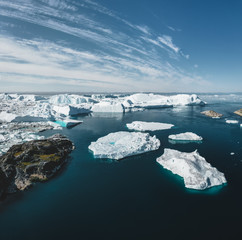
1, 96, 242, 239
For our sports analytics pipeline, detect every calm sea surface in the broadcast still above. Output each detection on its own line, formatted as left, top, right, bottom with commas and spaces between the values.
1, 94, 242, 239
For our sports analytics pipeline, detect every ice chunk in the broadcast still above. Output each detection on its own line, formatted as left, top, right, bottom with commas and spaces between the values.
53, 105, 91, 116
126, 121, 174, 131
156, 149, 227, 190
0, 111, 17, 122
168, 132, 203, 143
225, 120, 239, 124
88, 131, 160, 160
91, 101, 124, 112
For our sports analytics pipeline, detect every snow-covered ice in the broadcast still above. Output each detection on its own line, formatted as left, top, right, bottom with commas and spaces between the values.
156, 148, 227, 190
53, 105, 91, 116
91, 101, 124, 112
88, 131, 160, 160
126, 121, 174, 131
168, 132, 203, 142
225, 120, 239, 124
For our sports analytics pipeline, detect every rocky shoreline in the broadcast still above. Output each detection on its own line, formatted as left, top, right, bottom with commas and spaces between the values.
0, 134, 74, 200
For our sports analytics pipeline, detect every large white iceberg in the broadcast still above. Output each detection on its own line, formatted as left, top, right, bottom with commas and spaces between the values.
123, 93, 205, 109
168, 132, 203, 142
49, 94, 97, 105
91, 101, 124, 113
126, 121, 174, 131
156, 149, 227, 190
88, 131, 160, 160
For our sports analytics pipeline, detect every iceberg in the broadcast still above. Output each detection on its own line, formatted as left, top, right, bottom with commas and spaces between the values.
88, 131, 160, 160
123, 93, 205, 109
126, 121, 174, 131
91, 101, 124, 112
156, 149, 227, 190
168, 132, 203, 143
53, 105, 91, 116
0, 111, 17, 122
49, 94, 97, 105
225, 120, 239, 124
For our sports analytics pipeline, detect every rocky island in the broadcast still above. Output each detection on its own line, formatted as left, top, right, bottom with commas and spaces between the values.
0, 134, 74, 200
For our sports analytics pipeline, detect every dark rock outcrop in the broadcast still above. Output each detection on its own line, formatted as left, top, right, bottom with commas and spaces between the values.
0, 134, 74, 200
201, 110, 223, 118
234, 109, 242, 117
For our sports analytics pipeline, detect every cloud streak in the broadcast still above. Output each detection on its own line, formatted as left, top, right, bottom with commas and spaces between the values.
0, 0, 208, 92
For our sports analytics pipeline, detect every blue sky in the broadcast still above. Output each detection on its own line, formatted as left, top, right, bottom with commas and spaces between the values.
0, 0, 241, 92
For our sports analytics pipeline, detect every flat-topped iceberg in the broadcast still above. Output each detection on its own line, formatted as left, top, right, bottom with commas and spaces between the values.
168, 132, 203, 143
123, 93, 205, 109
126, 121, 174, 131
53, 105, 91, 116
156, 149, 227, 190
88, 131, 160, 160
225, 119, 239, 124
91, 101, 124, 113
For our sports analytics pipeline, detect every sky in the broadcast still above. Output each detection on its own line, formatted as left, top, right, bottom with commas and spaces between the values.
0, 0, 241, 93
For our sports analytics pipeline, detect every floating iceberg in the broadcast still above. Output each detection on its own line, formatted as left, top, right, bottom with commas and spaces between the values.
225, 120, 239, 124
126, 121, 174, 131
49, 94, 97, 105
53, 105, 91, 116
0, 111, 17, 122
156, 149, 227, 190
123, 93, 205, 109
91, 101, 124, 112
168, 132, 203, 143
88, 131, 160, 160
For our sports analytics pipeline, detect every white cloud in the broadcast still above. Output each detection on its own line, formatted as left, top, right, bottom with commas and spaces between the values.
158, 35, 180, 53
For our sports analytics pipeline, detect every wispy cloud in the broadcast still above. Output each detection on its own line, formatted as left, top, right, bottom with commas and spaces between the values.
0, 0, 208, 92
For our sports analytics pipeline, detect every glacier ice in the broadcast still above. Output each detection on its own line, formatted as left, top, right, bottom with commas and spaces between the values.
88, 131, 160, 160
168, 132, 203, 143
54, 119, 82, 128
126, 121, 174, 131
156, 148, 227, 190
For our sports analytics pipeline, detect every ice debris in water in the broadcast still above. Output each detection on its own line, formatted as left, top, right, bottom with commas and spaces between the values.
156, 148, 227, 190
126, 121, 174, 131
88, 131, 160, 160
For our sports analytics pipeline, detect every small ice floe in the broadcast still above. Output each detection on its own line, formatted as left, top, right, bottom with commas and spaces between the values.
168, 132, 202, 144
126, 121, 174, 131
54, 119, 82, 128
88, 131, 160, 160
230, 152, 235, 155
156, 148, 227, 190
225, 120, 239, 124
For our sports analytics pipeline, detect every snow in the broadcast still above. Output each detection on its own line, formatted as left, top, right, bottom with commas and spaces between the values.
168, 132, 203, 142
91, 101, 124, 112
126, 121, 174, 131
225, 120, 239, 124
88, 131, 160, 160
156, 149, 227, 190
